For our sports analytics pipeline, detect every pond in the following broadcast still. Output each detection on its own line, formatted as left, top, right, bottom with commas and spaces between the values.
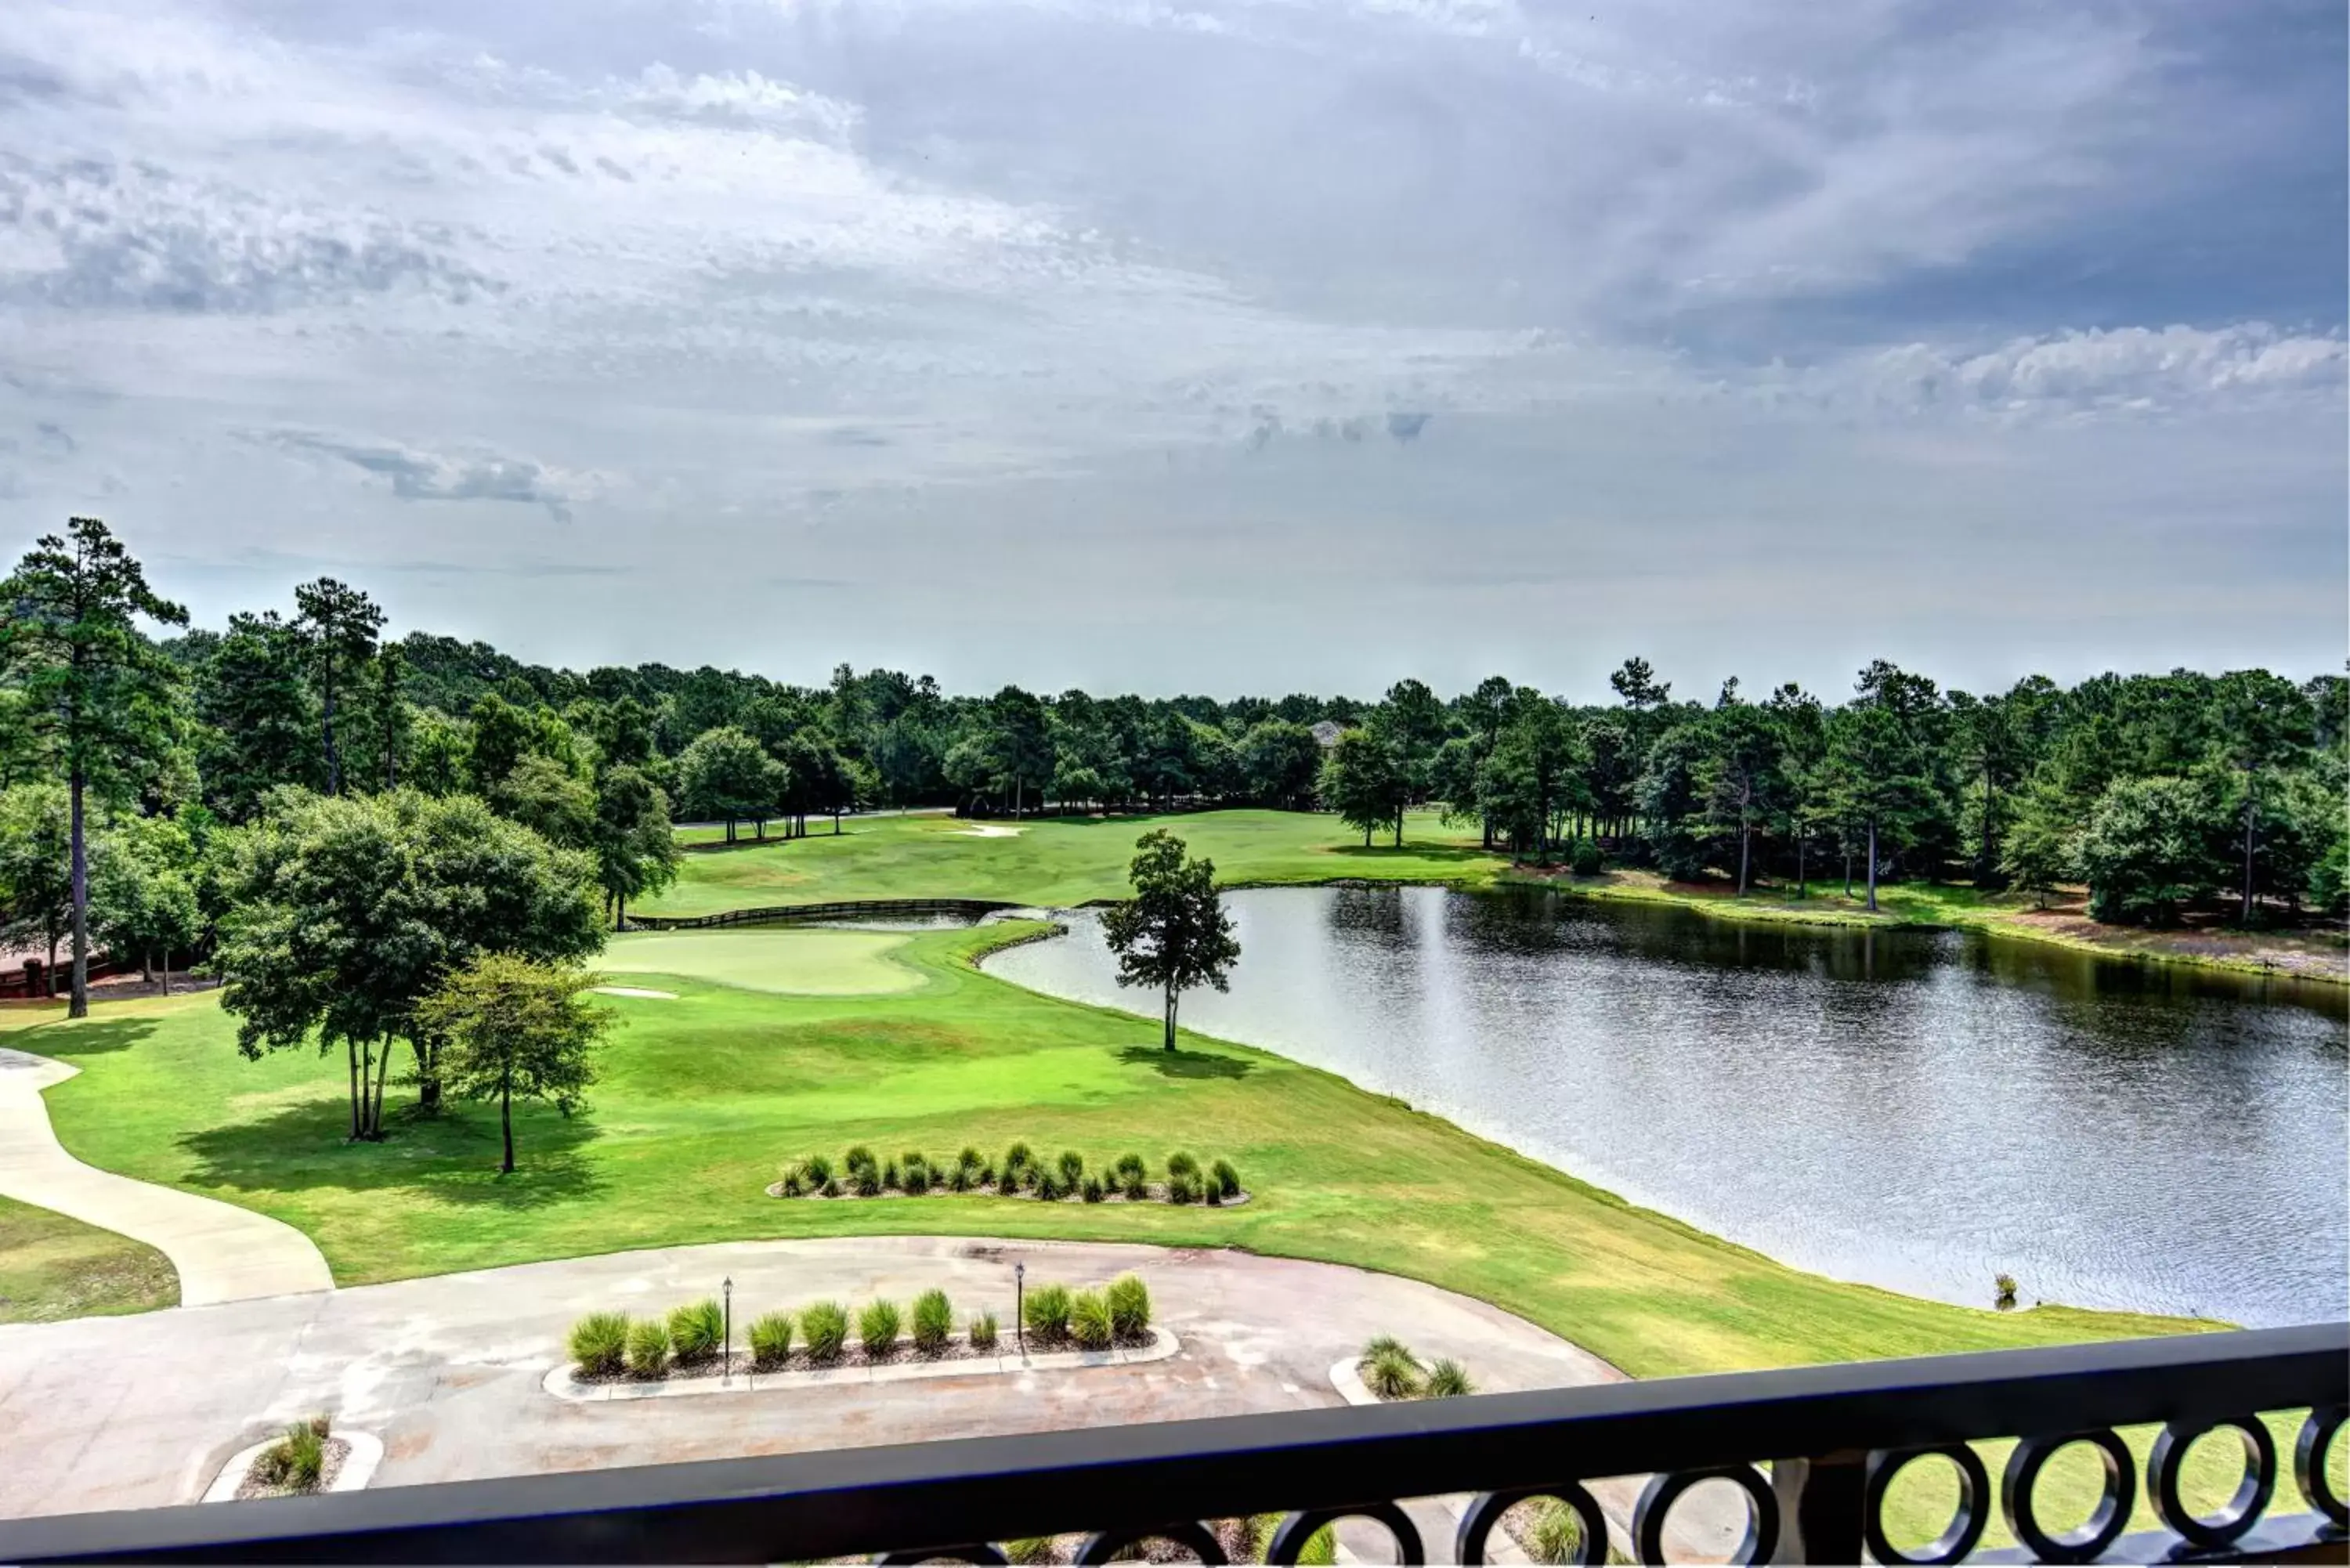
983, 884, 2348, 1327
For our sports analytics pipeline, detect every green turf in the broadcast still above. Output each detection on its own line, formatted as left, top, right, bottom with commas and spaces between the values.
0, 1193, 178, 1322
602, 929, 924, 995
643, 809, 1502, 916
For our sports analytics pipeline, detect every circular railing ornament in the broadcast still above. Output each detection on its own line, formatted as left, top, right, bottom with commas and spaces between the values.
2147, 1417, 2276, 1549
1454, 1483, 1611, 1565
2298, 1407, 2348, 1527
1266, 1502, 1422, 1565
1632, 1465, 1779, 1566
1862, 1445, 1991, 1566
1076, 1521, 1227, 1564
2000, 1430, 2136, 1563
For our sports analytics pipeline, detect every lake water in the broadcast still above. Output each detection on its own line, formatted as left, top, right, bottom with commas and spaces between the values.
982, 884, 2348, 1327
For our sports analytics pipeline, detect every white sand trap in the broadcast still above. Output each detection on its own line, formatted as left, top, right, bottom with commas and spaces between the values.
591, 985, 677, 999
953, 824, 1025, 837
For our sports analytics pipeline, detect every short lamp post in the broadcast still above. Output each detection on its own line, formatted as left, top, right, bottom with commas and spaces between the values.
722, 1276, 734, 1386
1014, 1261, 1025, 1354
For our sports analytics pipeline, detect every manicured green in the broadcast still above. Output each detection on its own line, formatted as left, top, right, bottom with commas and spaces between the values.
602, 929, 924, 995
0, 1194, 178, 1323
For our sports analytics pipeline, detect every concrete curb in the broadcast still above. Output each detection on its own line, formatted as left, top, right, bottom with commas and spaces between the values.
201, 1430, 381, 1504
544, 1324, 1182, 1402
1329, 1355, 1379, 1406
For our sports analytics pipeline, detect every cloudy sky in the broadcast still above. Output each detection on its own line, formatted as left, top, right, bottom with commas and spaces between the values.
1, 0, 2342, 701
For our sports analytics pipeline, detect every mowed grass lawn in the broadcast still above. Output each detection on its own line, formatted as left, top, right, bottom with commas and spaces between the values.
0, 1194, 177, 1323
9, 924, 2196, 1377
642, 808, 1504, 916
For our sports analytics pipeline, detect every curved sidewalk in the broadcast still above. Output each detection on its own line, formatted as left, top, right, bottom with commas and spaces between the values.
0, 1048, 333, 1306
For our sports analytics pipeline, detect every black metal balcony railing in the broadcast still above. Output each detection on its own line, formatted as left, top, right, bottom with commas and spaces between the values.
3, 1323, 2341, 1565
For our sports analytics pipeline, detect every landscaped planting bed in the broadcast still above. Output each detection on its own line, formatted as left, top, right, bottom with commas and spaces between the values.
766, 1143, 1249, 1207
217, 1417, 351, 1501
562, 1274, 1155, 1386
1355, 1335, 1475, 1401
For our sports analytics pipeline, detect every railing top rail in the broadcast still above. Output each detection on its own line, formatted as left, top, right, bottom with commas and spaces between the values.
5, 1323, 2341, 1564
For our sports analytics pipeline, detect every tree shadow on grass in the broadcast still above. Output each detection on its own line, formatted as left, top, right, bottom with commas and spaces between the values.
1320, 843, 1495, 864
177, 1097, 605, 1211
1116, 1045, 1253, 1080
7, 1017, 159, 1058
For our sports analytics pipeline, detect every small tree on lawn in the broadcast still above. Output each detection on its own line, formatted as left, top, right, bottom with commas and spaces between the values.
416, 952, 609, 1174
1101, 829, 1240, 1052
1319, 728, 1405, 847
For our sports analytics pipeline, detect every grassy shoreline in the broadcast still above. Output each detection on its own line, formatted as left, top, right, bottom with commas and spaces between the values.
647, 807, 2348, 988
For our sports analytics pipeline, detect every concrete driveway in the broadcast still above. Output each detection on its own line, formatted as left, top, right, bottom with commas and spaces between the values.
0, 1235, 1758, 1559
0, 1049, 332, 1306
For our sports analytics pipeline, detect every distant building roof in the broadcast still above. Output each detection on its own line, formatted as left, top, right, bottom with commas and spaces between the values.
1310, 720, 1347, 748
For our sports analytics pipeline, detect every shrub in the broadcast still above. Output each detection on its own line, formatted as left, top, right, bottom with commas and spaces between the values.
251, 1419, 327, 1491
1115, 1152, 1147, 1182
858, 1299, 902, 1358
1994, 1273, 2019, 1310
853, 1163, 882, 1198
1363, 1333, 1412, 1361
668, 1298, 725, 1366
912, 1288, 953, 1354
802, 1300, 849, 1361
1082, 1174, 1105, 1203
1122, 1170, 1149, 1201
1423, 1358, 1473, 1397
1023, 1281, 1072, 1342
1005, 1141, 1034, 1175
901, 1149, 927, 1174
747, 1310, 794, 1370
569, 1311, 631, 1377
844, 1144, 875, 1172
1106, 1274, 1152, 1339
996, 1162, 1024, 1193
1034, 1167, 1066, 1201
949, 1164, 972, 1193
1068, 1289, 1114, 1349
1166, 1151, 1199, 1180
1361, 1340, 1423, 1400
903, 1162, 931, 1195
1058, 1150, 1085, 1186
980, 1162, 996, 1187
626, 1319, 672, 1378
1203, 1181, 1221, 1206
1569, 838, 1603, 876
882, 1159, 899, 1189
778, 1167, 804, 1198
1524, 1497, 1585, 1564
959, 1145, 984, 1171
1212, 1158, 1241, 1199
1167, 1171, 1198, 1204
804, 1153, 833, 1186
820, 1176, 841, 1198
969, 1310, 1000, 1350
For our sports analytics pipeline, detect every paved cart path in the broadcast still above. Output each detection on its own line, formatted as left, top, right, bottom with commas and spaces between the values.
0, 1048, 334, 1307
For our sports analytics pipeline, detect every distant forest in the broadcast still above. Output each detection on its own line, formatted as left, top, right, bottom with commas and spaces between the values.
3, 519, 2343, 1020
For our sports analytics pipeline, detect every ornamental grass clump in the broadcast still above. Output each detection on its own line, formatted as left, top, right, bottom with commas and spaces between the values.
804, 1153, 833, 1186
1114, 1152, 1147, 1183
858, 1299, 902, 1359
959, 1146, 984, 1172
1166, 1151, 1199, 1180
1522, 1498, 1585, 1564
801, 1300, 849, 1362
1068, 1288, 1114, 1350
903, 1160, 931, 1195
969, 1310, 999, 1350
1361, 1338, 1423, 1400
1033, 1167, 1066, 1201
1423, 1358, 1474, 1397
1167, 1170, 1198, 1204
568, 1311, 630, 1377
1212, 1158, 1241, 1199
1023, 1281, 1072, 1343
912, 1288, 953, 1355
778, 1165, 805, 1198
1004, 1141, 1034, 1177
667, 1298, 724, 1367
949, 1164, 972, 1193
882, 1159, 899, 1190
625, 1319, 671, 1378
251, 1418, 328, 1491
1082, 1174, 1105, 1203
1105, 1274, 1152, 1339
747, 1310, 794, 1371
1058, 1151, 1085, 1186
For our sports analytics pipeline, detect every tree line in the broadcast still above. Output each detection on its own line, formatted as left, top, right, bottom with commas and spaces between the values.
3, 517, 2341, 1044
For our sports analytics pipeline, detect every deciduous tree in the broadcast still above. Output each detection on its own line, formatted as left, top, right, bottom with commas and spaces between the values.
1101, 829, 1241, 1052
416, 952, 608, 1174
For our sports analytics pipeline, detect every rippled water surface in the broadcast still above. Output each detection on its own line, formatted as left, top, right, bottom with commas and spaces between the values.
985, 885, 2348, 1325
